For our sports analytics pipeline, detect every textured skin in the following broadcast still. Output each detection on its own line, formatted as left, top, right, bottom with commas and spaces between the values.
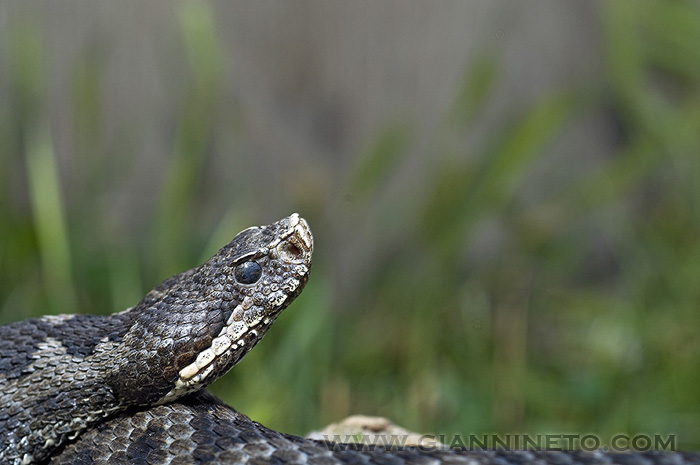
2, 214, 698, 465
0, 214, 313, 464
52, 392, 700, 465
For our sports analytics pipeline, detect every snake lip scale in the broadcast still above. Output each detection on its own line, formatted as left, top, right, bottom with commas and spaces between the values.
1, 214, 699, 464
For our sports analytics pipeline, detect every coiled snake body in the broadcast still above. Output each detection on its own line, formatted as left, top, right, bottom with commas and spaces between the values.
1, 214, 698, 464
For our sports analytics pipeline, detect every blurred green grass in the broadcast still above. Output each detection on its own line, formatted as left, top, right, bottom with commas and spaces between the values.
1, 0, 700, 450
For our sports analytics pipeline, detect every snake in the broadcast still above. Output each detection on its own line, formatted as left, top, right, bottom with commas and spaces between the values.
0, 213, 698, 465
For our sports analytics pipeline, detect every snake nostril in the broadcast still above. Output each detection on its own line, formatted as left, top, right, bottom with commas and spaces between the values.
287, 243, 302, 257
277, 241, 303, 262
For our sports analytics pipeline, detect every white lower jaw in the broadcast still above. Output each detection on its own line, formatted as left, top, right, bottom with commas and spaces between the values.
157, 302, 274, 404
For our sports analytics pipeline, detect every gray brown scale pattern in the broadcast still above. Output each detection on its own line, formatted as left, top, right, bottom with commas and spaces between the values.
1, 214, 698, 465
49, 391, 700, 465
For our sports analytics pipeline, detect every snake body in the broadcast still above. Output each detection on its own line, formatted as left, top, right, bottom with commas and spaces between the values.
49, 390, 700, 465
1, 214, 698, 464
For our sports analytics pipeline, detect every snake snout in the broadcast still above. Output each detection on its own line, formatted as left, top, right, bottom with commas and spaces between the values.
278, 213, 313, 263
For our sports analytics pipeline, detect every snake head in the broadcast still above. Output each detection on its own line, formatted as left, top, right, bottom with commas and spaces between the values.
109, 214, 313, 405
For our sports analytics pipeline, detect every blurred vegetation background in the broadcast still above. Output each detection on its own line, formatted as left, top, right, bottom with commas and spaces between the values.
1, 0, 700, 449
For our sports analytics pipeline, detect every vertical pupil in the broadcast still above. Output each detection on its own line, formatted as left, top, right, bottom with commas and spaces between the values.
235, 261, 262, 284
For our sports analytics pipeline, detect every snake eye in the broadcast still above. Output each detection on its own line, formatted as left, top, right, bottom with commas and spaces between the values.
234, 261, 262, 284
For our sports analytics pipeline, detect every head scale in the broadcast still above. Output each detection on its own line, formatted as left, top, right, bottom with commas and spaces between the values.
109, 213, 313, 405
